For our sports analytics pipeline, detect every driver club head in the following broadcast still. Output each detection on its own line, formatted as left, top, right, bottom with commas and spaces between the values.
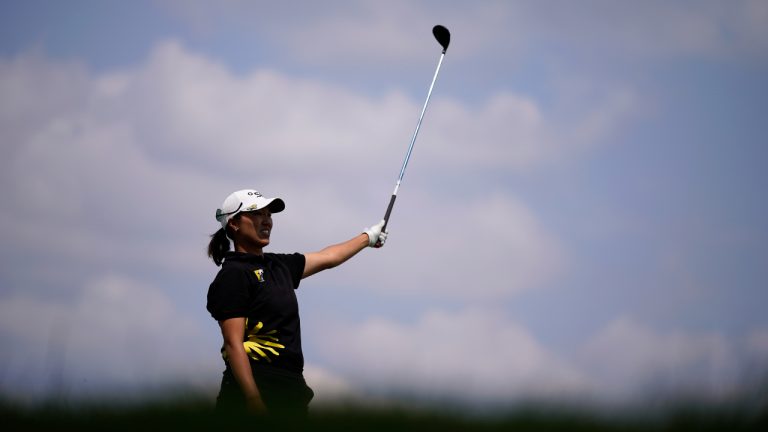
432, 25, 451, 53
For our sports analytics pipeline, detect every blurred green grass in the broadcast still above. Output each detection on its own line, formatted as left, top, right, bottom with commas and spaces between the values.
2, 396, 766, 431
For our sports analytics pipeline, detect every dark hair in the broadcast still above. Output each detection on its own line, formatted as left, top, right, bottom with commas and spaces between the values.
207, 228, 231, 266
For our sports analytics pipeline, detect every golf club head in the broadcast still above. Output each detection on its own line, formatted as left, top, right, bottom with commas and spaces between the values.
432, 25, 450, 53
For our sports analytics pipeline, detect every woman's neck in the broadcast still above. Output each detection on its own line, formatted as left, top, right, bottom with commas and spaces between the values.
235, 243, 264, 256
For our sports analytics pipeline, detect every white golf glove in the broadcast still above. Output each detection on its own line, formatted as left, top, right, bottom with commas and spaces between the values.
364, 219, 388, 248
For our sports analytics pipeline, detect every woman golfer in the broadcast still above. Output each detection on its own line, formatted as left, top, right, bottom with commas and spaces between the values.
206, 189, 386, 416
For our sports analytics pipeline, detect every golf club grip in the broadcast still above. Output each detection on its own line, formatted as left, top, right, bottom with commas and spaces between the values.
382, 193, 397, 231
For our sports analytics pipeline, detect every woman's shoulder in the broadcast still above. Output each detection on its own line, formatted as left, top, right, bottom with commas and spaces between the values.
265, 252, 305, 268
211, 259, 253, 286
265, 252, 304, 260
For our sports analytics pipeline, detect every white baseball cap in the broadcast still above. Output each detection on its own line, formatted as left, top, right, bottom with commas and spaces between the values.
215, 189, 285, 229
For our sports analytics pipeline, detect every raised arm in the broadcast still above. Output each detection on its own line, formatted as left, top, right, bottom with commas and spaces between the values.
302, 220, 387, 278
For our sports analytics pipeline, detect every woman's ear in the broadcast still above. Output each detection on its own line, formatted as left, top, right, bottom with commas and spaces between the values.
227, 218, 240, 232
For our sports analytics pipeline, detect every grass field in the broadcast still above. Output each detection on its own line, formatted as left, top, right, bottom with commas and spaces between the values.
3, 396, 766, 432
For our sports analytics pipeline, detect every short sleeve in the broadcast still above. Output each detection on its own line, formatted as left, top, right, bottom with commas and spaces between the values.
279, 253, 305, 289
206, 266, 251, 321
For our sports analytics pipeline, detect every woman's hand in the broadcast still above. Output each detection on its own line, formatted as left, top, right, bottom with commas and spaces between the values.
364, 219, 388, 248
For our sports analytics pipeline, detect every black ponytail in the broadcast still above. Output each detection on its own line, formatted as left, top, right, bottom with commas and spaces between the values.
207, 228, 231, 266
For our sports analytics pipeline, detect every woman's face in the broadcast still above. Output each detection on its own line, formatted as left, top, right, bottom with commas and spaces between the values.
230, 208, 273, 250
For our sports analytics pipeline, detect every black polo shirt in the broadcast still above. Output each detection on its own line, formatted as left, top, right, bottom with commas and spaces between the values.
207, 251, 306, 374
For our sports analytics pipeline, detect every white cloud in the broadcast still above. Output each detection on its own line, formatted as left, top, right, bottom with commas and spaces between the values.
1, 40, 573, 301
422, 93, 547, 171
0, 274, 221, 400
303, 363, 358, 406
366, 192, 563, 298
309, 311, 763, 407
746, 329, 768, 358
579, 317, 740, 401
0, 37, 634, 200
314, 308, 587, 402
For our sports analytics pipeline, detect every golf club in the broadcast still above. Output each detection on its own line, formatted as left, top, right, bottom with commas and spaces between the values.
381, 25, 451, 234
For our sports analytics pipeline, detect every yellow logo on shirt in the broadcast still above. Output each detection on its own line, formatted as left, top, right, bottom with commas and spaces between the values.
221, 319, 285, 363
254, 269, 265, 282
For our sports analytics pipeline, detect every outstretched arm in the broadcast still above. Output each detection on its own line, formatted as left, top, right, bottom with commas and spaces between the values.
302, 220, 387, 278
303, 234, 368, 278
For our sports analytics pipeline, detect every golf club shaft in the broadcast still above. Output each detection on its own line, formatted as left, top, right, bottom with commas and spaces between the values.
382, 51, 446, 232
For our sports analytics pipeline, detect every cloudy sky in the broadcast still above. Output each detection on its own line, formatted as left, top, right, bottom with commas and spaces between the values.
1, 0, 767, 408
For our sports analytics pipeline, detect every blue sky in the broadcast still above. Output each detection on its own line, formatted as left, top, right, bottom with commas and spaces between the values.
1, 0, 767, 408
